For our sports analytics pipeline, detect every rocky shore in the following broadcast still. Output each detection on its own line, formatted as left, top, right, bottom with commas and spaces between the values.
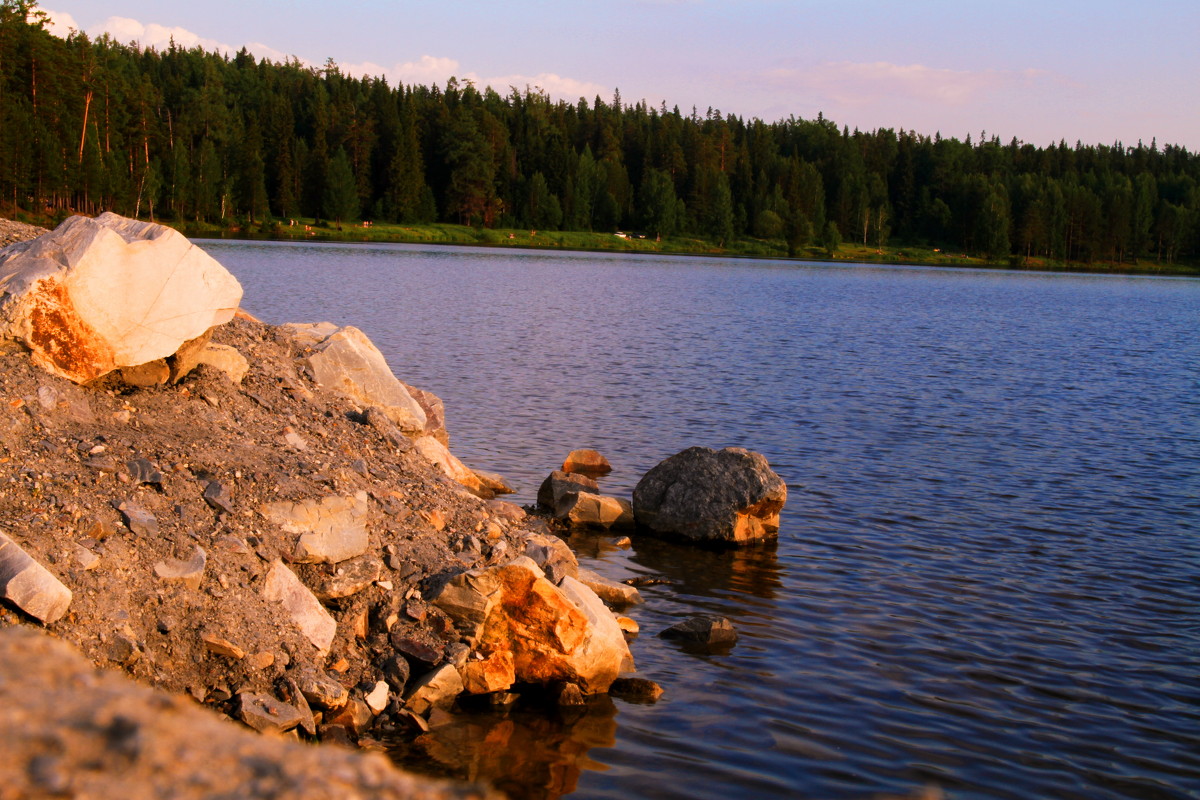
0, 215, 786, 798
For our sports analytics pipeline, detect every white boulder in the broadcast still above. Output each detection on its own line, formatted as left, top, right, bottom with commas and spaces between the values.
0, 213, 242, 383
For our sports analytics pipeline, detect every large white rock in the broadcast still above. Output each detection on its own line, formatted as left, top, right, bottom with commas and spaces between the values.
285, 323, 426, 433
0, 213, 242, 383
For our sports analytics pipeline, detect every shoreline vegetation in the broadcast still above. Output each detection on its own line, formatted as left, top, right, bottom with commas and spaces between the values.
178, 218, 1200, 278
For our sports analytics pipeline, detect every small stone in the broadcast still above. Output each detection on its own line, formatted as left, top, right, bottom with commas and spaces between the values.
74, 544, 100, 571
278, 677, 317, 736
659, 615, 739, 647
562, 449, 612, 475
577, 567, 643, 607
404, 664, 464, 716
201, 633, 245, 660
365, 681, 390, 714
459, 650, 515, 695
423, 509, 447, 531
294, 667, 349, 710
153, 546, 206, 591
119, 359, 170, 387
107, 632, 142, 666
616, 616, 640, 637
323, 697, 374, 734
610, 676, 663, 704
283, 430, 308, 451
237, 692, 304, 734
117, 501, 159, 536
381, 655, 411, 694
202, 481, 235, 514
555, 683, 585, 706
262, 561, 337, 654
126, 458, 163, 488
313, 556, 382, 601
247, 651, 275, 670
0, 536, 72, 625
390, 632, 443, 670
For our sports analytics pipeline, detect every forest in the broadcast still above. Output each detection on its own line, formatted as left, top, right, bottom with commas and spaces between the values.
2, 0, 1198, 265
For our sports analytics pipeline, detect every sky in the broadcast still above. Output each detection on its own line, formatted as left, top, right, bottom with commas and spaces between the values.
38, 0, 1200, 150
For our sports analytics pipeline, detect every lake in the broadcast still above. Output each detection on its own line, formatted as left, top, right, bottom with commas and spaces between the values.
202, 239, 1200, 800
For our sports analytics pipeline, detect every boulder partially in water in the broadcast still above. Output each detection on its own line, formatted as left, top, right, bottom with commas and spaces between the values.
562, 448, 612, 475
0, 213, 242, 383
632, 446, 786, 544
428, 557, 631, 694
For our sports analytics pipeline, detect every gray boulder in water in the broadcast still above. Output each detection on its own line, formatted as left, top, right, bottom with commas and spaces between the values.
632, 446, 786, 544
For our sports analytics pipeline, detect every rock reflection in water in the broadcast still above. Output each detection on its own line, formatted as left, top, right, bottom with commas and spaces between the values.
388, 697, 618, 800
622, 535, 783, 602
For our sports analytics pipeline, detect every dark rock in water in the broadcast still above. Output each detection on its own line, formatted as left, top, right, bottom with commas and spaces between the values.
554, 682, 586, 707
610, 676, 663, 704
237, 691, 305, 734
202, 480, 234, 514
623, 576, 674, 587
633, 446, 787, 544
659, 615, 739, 647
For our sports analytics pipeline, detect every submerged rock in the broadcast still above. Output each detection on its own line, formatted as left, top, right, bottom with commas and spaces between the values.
659, 615, 739, 648
632, 446, 787, 544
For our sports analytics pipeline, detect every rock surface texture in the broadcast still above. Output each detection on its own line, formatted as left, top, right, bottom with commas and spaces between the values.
0, 627, 496, 800
0, 213, 242, 383
632, 446, 787, 544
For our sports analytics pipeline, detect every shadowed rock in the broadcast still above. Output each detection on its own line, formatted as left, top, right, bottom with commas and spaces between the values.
633, 446, 787, 544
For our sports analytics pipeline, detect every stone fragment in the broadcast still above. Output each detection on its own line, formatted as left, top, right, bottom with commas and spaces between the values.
293, 667, 349, 710
459, 650, 516, 695
119, 359, 170, 386
237, 692, 304, 734
616, 616, 640, 637
404, 664, 464, 716
562, 449, 612, 475
486, 499, 526, 523
412, 436, 485, 495
400, 381, 449, 446
74, 544, 100, 571
248, 651, 275, 670
659, 615, 739, 647
365, 681, 390, 714
323, 697, 374, 735
167, 329, 213, 383
536, 470, 598, 516
313, 555, 383, 601
126, 458, 163, 488
474, 471, 514, 496
521, 533, 579, 585
381, 655, 411, 694
0, 213, 242, 384
389, 631, 444, 671
429, 558, 631, 694
610, 677, 663, 704
555, 683, 585, 707
202, 481, 235, 515
117, 500, 159, 536
577, 568, 643, 607
153, 546, 206, 591
561, 492, 634, 530
278, 677, 317, 736
261, 491, 370, 565
201, 633, 245, 660
193, 343, 248, 384
287, 323, 426, 432
262, 560, 337, 654
107, 632, 141, 666
632, 446, 787, 544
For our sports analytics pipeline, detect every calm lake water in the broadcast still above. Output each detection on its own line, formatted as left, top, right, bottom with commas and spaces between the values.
202, 240, 1200, 800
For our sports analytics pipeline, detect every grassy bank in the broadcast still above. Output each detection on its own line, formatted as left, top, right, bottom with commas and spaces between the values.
8, 207, 1199, 277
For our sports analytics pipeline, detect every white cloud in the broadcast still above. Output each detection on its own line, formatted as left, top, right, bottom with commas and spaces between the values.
40, 8, 80, 38
340, 56, 607, 101
760, 61, 1047, 107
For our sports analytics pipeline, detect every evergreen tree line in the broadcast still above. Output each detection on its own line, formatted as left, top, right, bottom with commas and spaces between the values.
2, 1, 1198, 263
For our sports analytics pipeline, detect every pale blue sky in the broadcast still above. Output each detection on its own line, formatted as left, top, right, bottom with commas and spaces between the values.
41, 0, 1199, 149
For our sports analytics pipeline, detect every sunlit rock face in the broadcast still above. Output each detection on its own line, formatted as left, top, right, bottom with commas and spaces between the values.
429, 557, 632, 694
0, 213, 242, 383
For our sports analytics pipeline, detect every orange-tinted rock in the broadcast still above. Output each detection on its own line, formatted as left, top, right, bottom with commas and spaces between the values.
459, 650, 516, 695
562, 449, 612, 475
